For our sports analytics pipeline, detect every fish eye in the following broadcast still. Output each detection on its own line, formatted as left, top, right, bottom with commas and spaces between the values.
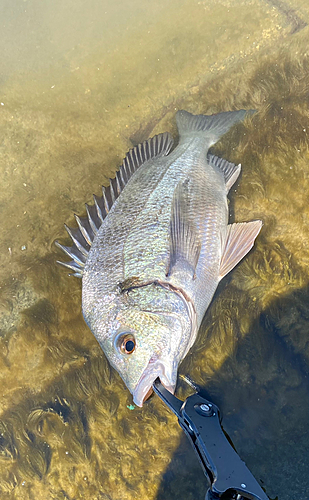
117, 334, 136, 354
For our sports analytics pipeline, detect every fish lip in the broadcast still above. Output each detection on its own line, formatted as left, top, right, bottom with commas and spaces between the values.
133, 356, 176, 407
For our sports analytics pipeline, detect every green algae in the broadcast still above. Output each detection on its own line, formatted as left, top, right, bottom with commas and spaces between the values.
0, 1, 309, 499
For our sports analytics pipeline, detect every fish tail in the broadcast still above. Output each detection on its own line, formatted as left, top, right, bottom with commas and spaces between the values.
176, 109, 256, 145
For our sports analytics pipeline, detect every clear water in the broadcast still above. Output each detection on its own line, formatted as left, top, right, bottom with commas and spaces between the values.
0, 1, 308, 499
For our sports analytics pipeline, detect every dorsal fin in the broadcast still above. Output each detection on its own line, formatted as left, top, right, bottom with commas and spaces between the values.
56, 132, 174, 276
207, 153, 241, 191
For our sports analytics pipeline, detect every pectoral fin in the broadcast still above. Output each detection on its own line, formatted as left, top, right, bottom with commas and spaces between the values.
219, 220, 262, 280
167, 180, 201, 278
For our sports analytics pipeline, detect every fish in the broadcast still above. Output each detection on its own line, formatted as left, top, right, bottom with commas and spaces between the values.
56, 110, 262, 407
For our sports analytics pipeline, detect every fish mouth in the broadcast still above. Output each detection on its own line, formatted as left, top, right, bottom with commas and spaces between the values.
133, 356, 176, 407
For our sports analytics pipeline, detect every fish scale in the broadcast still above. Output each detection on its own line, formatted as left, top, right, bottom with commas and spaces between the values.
56, 109, 262, 406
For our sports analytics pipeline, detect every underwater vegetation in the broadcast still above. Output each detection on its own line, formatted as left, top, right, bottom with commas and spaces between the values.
0, 1, 308, 499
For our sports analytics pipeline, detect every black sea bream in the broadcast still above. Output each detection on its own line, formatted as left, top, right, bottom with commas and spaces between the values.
56, 110, 262, 406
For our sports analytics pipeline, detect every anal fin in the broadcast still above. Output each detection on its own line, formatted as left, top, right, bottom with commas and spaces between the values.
207, 153, 241, 191
167, 180, 201, 279
219, 220, 262, 280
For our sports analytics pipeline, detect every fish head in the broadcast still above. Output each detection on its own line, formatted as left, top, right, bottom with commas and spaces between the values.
83, 283, 194, 406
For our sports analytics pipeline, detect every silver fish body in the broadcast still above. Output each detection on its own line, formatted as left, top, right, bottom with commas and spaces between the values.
57, 110, 262, 406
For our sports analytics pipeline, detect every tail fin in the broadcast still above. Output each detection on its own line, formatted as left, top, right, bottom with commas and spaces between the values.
176, 109, 255, 146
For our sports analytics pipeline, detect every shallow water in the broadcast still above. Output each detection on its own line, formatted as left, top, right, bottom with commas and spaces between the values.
0, 1, 308, 499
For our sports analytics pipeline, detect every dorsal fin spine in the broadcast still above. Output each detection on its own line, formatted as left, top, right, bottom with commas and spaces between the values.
109, 179, 116, 203
140, 142, 146, 162
136, 144, 141, 163
64, 224, 89, 257
55, 242, 86, 265
113, 178, 119, 197
136, 146, 142, 164
121, 161, 129, 182
102, 187, 110, 213
127, 151, 135, 174
85, 204, 99, 235
116, 170, 124, 190
93, 194, 104, 222
74, 215, 93, 246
